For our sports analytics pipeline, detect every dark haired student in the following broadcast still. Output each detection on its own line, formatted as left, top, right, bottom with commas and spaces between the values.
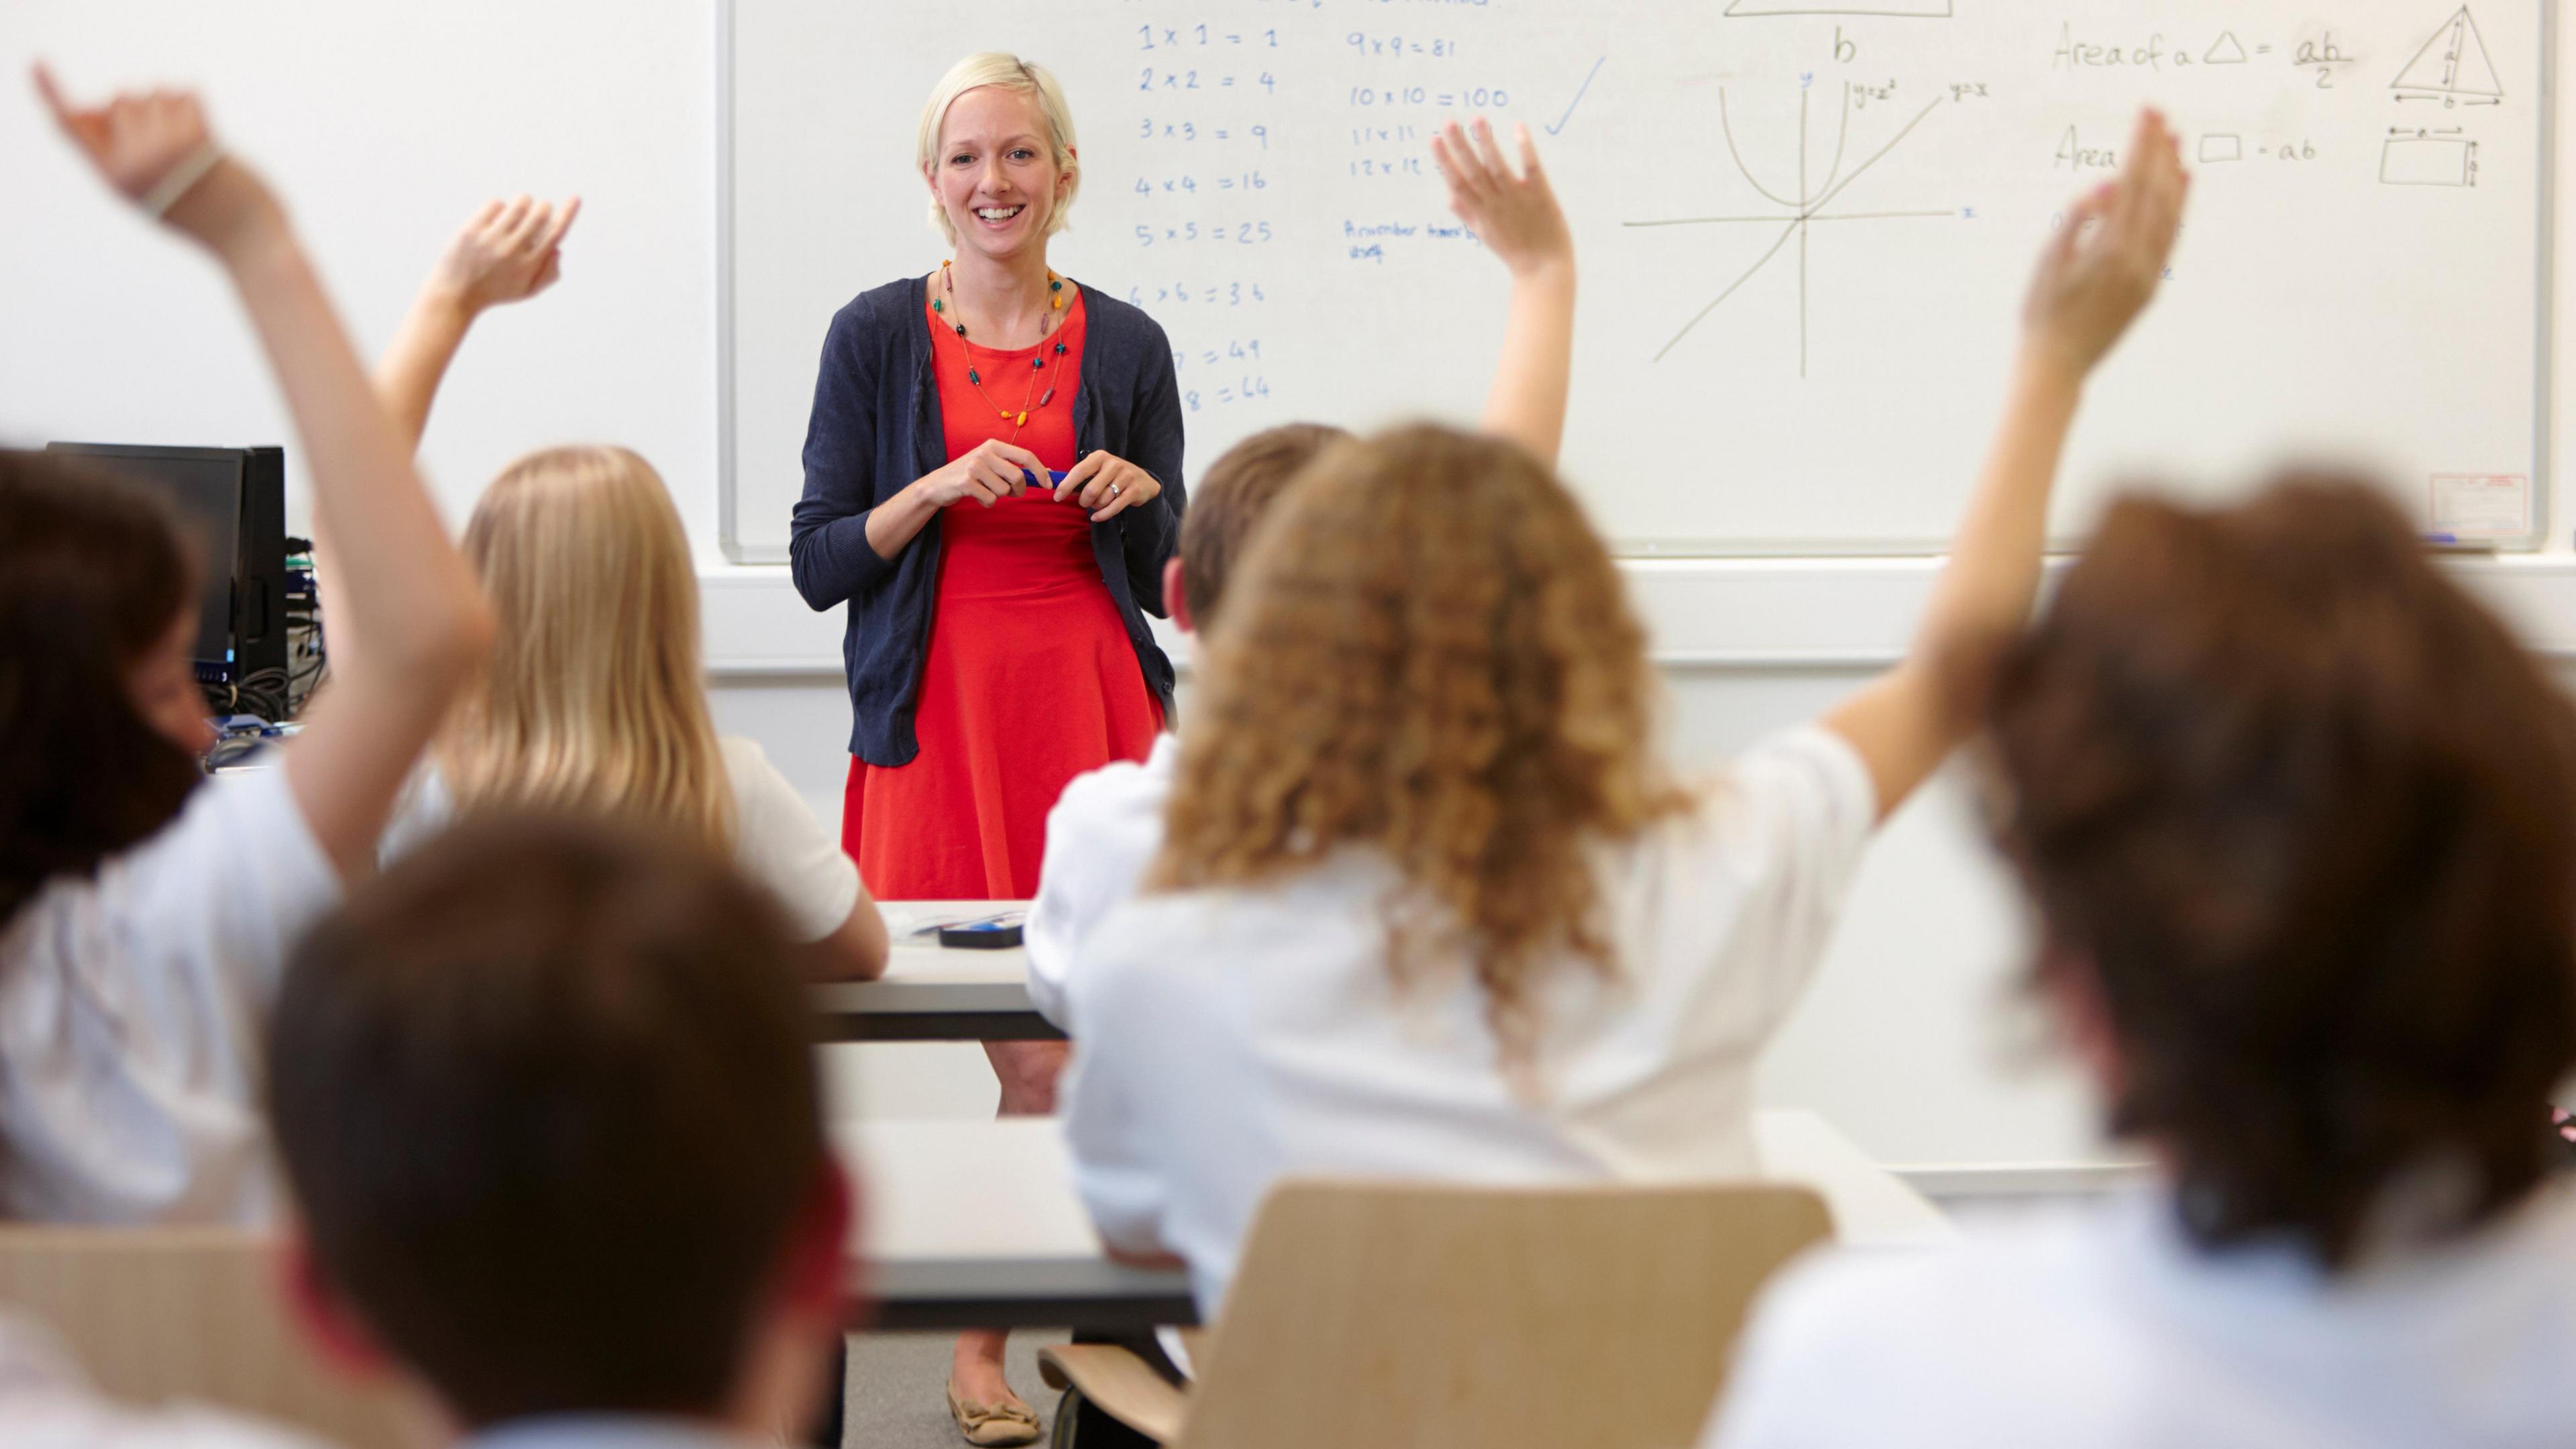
1709, 482, 2576, 1448
0, 75, 491, 1226
1, 816, 853, 1446
266, 814, 854, 1448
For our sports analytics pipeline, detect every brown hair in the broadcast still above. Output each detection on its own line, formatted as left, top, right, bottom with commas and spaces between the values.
0, 451, 202, 924
266, 812, 828, 1426
1179, 423, 1349, 633
1984, 478, 2576, 1268
1155, 423, 1684, 1061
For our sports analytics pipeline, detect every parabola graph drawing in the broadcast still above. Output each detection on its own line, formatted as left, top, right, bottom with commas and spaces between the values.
1725, 0, 1951, 15
2393, 5, 2504, 98
1625, 85, 1959, 373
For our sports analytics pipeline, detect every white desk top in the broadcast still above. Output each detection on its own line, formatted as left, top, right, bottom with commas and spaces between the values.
842, 1107, 1951, 1265
1754, 1109, 1958, 1247
877, 900, 1033, 985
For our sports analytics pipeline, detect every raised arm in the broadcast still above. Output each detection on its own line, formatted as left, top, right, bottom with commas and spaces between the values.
1434, 118, 1576, 466
38, 69, 494, 877
376, 195, 580, 451
1821, 109, 2186, 820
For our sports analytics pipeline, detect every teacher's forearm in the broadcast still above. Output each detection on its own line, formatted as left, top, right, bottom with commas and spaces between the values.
863, 478, 941, 559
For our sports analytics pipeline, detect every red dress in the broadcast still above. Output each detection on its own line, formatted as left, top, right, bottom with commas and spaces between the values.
841, 292, 1166, 899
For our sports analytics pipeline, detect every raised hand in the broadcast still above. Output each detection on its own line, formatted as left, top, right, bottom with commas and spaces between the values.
2023, 108, 2189, 378
32, 64, 278, 255
428, 195, 582, 315
1432, 117, 1572, 280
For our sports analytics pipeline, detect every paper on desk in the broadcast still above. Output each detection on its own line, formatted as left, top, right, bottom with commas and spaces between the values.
877, 904, 1028, 938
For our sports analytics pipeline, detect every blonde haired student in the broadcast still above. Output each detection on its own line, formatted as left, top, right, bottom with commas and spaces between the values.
366, 203, 888, 980
1061, 113, 2189, 1318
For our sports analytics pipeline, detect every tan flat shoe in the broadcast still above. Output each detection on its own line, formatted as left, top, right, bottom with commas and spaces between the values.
947, 1378, 1042, 1447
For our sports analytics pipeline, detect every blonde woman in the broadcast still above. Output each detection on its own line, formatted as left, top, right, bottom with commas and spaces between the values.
1059, 114, 2188, 1320
790, 54, 1183, 1440
368, 204, 888, 983
792, 54, 1182, 914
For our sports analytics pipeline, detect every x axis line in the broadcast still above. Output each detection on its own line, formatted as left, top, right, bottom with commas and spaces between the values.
1626, 209, 1955, 226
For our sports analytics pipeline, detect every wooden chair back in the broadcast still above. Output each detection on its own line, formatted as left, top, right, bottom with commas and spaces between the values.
1176, 1179, 1833, 1449
0, 1226, 417, 1447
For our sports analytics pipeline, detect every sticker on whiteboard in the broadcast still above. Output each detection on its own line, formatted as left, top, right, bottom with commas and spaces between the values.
2428, 474, 2530, 537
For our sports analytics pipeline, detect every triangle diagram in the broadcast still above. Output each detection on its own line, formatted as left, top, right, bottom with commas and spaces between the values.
1725, 0, 1949, 15
2204, 32, 2248, 64
2393, 7, 2504, 97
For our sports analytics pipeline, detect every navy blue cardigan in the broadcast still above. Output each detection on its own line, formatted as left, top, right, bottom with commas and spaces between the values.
789, 276, 1186, 765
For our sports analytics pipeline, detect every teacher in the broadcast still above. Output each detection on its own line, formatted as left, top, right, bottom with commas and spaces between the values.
787, 52, 1182, 1445
790, 52, 1183, 906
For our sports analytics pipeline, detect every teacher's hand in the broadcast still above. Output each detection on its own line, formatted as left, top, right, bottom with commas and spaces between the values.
916, 438, 1042, 509
1055, 450, 1161, 523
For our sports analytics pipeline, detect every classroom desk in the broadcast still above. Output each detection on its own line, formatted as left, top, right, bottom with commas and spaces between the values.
813, 901, 1059, 1043
840, 1108, 1951, 1332
842, 1118, 1193, 1332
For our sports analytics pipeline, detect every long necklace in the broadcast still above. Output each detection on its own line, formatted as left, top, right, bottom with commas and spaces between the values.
935, 260, 1070, 437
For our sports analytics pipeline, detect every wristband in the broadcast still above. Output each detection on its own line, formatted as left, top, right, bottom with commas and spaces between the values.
142, 143, 223, 218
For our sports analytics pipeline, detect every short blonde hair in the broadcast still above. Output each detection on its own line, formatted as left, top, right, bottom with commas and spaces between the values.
916, 53, 1081, 241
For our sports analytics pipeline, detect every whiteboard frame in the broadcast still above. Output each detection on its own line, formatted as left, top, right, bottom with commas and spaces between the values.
2538, 0, 2559, 553
715, 0, 2559, 563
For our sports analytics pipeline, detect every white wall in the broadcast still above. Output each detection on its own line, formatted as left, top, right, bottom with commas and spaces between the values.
1, 1, 720, 543
13, 1, 2576, 1172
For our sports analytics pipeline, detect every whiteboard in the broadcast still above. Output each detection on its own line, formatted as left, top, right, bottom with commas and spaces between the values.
724, 0, 2550, 557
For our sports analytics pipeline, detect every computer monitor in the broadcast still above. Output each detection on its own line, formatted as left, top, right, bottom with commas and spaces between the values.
44, 443, 288, 689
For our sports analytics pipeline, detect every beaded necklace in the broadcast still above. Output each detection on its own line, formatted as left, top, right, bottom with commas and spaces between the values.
934, 260, 1071, 438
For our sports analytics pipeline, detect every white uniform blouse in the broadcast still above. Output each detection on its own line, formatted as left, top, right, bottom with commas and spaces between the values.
1059, 726, 1878, 1316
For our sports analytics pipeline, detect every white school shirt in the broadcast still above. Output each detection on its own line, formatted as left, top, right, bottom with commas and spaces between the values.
1024, 733, 1180, 1032
382, 737, 860, 942
0, 1311, 322, 1449
0, 768, 337, 1226
1707, 1183, 2576, 1449
1059, 725, 1877, 1316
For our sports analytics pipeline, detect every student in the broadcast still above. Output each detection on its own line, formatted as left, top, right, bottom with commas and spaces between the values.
0, 814, 854, 1448
1706, 480, 2576, 1449
266, 814, 855, 1448
1023, 117, 1569, 1031
367, 202, 889, 981
1060, 112, 2188, 1318
0, 74, 493, 1226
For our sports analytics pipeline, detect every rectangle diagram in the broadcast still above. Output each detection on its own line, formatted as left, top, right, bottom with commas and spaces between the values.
2197, 134, 2243, 163
2381, 136, 2475, 186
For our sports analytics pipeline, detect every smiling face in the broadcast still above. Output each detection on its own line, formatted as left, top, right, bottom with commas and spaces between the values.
926, 85, 1072, 263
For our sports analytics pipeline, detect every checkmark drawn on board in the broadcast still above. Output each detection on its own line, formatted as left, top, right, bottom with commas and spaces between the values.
1546, 57, 1607, 136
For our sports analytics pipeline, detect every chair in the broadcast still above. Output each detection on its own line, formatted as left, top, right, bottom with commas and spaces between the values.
1039, 1180, 1833, 1449
0, 1226, 417, 1447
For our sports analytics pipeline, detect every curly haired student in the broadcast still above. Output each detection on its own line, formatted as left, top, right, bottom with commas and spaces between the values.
1061, 112, 2190, 1320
